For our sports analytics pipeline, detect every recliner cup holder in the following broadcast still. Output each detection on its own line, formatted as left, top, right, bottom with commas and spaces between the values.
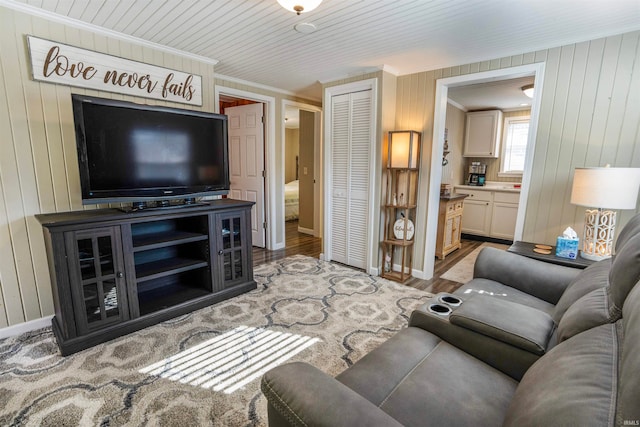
428, 303, 452, 316
438, 295, 462, 307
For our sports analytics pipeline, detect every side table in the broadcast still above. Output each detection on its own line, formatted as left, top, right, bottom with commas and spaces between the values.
507, 241, 595, 269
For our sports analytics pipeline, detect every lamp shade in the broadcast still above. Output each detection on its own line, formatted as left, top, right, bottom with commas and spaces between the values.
571, 167, 640, 209
389, 130, 421, 169
277, 0, 322, 14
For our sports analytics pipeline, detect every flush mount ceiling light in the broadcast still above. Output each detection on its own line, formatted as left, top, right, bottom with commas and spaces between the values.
522, 84, 534, 98
277, 0, 322, 15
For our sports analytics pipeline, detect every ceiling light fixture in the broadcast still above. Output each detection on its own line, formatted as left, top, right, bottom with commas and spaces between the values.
277, 0, 322, 15
522, 84, 534, 98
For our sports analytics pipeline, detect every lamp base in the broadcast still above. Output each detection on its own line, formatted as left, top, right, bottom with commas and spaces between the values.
580, 208, 615, 261
579, 251, 610, 262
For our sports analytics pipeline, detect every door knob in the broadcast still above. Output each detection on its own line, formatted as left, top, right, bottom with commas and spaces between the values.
218, 250, 224, 255
116, 272, 124, 278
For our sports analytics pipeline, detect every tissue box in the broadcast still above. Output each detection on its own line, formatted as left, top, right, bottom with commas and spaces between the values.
556, 237, 579, 259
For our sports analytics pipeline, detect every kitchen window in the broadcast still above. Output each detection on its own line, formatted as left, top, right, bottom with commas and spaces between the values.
499, 115, 530, 177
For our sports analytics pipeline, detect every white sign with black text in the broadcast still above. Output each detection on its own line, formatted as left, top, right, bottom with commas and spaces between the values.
27, 35, 202, 106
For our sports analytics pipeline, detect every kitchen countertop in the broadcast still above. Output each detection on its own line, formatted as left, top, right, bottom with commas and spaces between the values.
455, 184, 521, 193
440, 193, 468, 201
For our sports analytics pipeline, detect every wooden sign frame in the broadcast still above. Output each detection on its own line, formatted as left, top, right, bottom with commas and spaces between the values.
27, 35, 203, 106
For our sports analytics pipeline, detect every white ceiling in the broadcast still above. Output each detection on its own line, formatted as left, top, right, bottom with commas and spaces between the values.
448, 76, 535, 111
6, 0, 640, 101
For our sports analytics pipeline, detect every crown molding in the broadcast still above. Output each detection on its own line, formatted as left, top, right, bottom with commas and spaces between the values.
0, 0, 218, 66
447, 98, 467, 112
318, 64, 399, 85
379, 64, 400, 76
215, 73, 320, 103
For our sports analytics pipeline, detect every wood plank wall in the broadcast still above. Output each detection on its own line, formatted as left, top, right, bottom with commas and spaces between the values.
396, 31, 640, 273
0, 5, 322, 329
0, 6, 217, 328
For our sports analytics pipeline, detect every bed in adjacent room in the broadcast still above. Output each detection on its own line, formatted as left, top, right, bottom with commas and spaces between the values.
285, 179, 299, 221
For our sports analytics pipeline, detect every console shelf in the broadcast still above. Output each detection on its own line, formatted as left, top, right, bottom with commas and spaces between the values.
135, 258, 209, 282
36, 199, 256, 355
132, 231, 208, 251
138, 283, 211, 316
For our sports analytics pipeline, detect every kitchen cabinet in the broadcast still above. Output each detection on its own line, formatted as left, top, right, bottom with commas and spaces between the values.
36, 199, 256, 355
456, 188, 493, 236
463, 110, 503, 158
455, 186, 519, 240
436, 194, 468, 259
490, 192, 520, 240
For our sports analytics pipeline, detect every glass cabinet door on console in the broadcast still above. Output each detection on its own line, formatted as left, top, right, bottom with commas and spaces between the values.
65, 227, 129, 334
214, 211, 250, 289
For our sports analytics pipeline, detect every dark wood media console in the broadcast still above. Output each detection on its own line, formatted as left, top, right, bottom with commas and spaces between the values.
36, 199, 256, 355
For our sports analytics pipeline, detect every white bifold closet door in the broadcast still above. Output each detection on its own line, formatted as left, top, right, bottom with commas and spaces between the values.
330, 90, 373, 269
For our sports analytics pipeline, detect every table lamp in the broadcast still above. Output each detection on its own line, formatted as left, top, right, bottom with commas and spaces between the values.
570, 166, 640, 261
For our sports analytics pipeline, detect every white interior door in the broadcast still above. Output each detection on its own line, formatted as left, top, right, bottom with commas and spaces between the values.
226, 103, 266, 248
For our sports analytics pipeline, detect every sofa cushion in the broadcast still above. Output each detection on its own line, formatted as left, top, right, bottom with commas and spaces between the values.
618, 280, 640, 424
335, 326, 441, 406
556, 287, 610, 342
608, 232, 640, 318
337, 327, 518, 427
552, 259, 611, 323
503, 323, 618, 427
455, 278, 555, 316
262, 362, 404, 427
614, 212, 640, 253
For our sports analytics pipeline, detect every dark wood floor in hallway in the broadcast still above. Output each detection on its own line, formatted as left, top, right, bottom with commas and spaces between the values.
252, 220, 485, 294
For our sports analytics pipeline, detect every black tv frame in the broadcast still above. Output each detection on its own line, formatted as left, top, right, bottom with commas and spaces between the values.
72, 94, 230, 207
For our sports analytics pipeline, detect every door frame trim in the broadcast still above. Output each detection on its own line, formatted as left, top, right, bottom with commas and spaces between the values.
322, 78, 378, 273
214, 86, 276, 249
281, 100, 323, 238
420, 62, 546, 279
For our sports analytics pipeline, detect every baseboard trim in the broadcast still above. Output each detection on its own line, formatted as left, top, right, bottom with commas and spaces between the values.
0, 315, 53, 339
297, 226, 315, 235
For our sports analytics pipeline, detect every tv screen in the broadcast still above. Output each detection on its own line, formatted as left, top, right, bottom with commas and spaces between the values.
72, 95, 229, 205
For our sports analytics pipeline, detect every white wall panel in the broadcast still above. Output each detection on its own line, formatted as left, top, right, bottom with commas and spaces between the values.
396, 31, 640, 273
0, 5, 215, 328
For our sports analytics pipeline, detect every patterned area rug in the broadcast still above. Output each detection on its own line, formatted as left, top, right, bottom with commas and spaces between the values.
0, 255, 432, 426
439, 242, 509, 284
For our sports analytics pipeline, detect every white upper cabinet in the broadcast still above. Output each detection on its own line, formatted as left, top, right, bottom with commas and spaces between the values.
463, 110, 503, 158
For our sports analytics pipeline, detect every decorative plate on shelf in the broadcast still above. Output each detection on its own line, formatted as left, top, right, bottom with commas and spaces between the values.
393, 218, 415, 240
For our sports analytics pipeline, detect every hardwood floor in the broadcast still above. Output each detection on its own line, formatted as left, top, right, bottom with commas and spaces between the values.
252, 220, 322, 266
252, 220, 484, 294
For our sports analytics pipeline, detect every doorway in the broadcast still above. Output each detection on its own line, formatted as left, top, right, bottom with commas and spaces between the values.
422, 63, 546, 279
282, 101, 322, 240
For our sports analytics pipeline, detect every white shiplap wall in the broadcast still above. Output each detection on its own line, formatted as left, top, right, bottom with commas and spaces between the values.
0, 6, 215, 328
396, 31, 640, 273
0, 5, 322, 329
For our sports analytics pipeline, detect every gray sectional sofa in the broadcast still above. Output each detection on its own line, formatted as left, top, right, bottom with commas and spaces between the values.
261, 213, 640, 427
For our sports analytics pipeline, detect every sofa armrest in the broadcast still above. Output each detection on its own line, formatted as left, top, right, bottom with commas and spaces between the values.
261, 362, 403, 427
449, 296, 555, 355
474, 247, 581, 304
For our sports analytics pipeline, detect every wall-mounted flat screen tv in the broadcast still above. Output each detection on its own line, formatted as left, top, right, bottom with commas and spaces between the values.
72, 94, 229, 205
